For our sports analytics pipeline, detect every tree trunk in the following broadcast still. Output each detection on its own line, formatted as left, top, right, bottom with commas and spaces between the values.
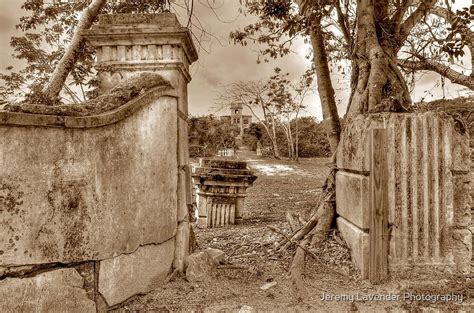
272, 137, 281, 159
270, 118, 281, 159
283, 118, 295, 160
288, 121, 294, 160
308, 23, 341, 153
346, 0, 411, 117
295, 115, 299, 161
42, 0, 107, 102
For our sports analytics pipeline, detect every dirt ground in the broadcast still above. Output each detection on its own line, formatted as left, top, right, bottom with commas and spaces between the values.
114, 153, 474, 312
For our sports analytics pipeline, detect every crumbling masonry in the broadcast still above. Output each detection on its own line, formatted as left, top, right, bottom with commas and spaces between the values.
0, 13, 197, 311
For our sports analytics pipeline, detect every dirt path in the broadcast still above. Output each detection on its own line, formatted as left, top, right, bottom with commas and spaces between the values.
115, 152, 474, 312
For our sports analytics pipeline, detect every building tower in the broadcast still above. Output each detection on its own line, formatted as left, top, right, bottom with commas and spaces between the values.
230, 103, 244, 137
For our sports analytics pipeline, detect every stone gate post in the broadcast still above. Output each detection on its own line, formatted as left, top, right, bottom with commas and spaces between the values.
336, 112, 472, 278
84, 13, 198, 271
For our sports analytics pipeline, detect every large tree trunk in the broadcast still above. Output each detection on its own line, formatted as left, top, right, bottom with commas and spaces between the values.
42, 0, 107, 102
309, 21, 341, 153
346, 0, 411, 117
286, 0, 440, 291
287, 3, 341, 291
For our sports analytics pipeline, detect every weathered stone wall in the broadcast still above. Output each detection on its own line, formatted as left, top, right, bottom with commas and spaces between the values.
0, 88, 181, 310
83, 12, 197, 273
336, 112, 472, 278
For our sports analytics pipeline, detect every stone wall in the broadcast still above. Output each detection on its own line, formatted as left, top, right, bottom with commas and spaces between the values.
0, 87, 182, 310
336, 112, 472, 279
0, 12, 197, 311
83, 12, 197, 273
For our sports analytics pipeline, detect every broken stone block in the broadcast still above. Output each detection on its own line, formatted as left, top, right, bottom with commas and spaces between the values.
98, 239, 175, 307
186, 251, 217, 282
205, 248, 226, 264
0, 268, 96, 312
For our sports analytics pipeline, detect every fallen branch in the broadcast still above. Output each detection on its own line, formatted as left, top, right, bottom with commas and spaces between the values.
267, 225, 318, 259
276, 191, 334, 251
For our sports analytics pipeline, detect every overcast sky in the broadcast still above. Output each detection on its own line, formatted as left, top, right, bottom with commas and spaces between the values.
0, 0, 471, 120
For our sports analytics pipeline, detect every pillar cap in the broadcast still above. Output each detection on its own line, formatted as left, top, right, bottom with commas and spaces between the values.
83, 13, 198, 64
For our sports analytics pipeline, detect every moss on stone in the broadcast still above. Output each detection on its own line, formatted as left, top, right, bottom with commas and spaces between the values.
414, 96, 473, 138
4, 72, 171, 117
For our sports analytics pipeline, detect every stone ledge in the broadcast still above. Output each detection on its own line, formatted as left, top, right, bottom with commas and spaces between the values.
0, 86, 177, 128
98, 12, 180, 27
84, 13, 198, 65
336, 217, 369, 279
336, 171, 370, 230
199, 158, 248, 169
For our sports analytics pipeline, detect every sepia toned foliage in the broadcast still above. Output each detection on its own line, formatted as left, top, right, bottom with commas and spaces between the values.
188, 115, 240, 157
0, 0, 171, 103
232, 0, 473, 155
216, 67, 311, 159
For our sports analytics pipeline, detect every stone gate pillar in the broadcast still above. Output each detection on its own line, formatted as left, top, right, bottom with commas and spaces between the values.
84, 13, 198, 271
336, 112, 471, 279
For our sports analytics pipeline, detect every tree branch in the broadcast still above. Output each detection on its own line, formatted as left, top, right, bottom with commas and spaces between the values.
398, 58, 474, 90
429, 5, 473, 78
334, 0, 352, 49
397, 0, 437, 48
42, 0, 106, 101
391, 0, 415, 30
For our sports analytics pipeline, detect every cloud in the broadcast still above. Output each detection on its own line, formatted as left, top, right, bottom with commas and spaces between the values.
0, 1, 23, 70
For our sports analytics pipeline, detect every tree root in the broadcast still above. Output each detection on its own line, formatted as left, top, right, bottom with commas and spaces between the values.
285, 212, 300, 232
281, 167, 338, 297
290, 237, 309, 298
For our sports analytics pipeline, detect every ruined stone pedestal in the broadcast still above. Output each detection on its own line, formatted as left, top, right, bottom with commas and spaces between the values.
193, 158, 257, 228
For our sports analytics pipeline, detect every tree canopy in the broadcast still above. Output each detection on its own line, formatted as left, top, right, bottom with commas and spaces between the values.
229, 0, 472, 155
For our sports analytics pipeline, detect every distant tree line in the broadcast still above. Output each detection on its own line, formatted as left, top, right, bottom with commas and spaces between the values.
188, 114, 332, 159
188, 115, 240, 158
243, 116, 332, 159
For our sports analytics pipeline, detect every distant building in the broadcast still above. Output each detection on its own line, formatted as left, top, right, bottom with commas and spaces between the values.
220, 103, 252, 137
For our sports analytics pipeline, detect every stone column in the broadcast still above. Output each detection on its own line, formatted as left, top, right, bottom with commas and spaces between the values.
84, 13, 198, 272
